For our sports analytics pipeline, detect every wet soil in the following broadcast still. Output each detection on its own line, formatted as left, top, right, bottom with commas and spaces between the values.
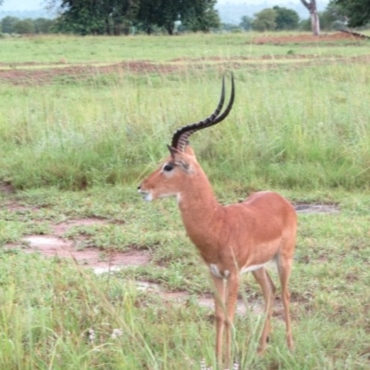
3, 203, 338, 272
2, 199, 333, 315
4, 217, 151, 274
136, 281, 271, 316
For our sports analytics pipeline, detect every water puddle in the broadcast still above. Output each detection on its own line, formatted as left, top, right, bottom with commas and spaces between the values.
23, 234, 150, 272
295, 203, 339, 214
136, 281, 270, 316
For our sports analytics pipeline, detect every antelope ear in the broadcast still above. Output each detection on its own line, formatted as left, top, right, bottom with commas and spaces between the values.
167, 145, 192, 172
184, 142, 196, 158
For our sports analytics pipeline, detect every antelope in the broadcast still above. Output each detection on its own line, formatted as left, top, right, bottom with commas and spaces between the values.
138, 73, 297, 366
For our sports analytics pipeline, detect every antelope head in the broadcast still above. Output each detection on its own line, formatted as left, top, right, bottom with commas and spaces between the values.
138, 73, 235, 202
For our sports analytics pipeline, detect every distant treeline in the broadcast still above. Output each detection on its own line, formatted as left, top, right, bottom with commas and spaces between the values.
0, 0, 220, 36
1, 16, 56, 34
0, 1, 366, 36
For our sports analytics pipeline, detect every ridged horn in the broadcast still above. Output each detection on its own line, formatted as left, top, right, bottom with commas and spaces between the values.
171, 72, 235, 152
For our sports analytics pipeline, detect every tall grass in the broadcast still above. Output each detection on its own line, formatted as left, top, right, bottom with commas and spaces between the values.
1, 33, 369, 64
1, 187, 370, 369
1, 59, 370, 190
0, 252, 216, 369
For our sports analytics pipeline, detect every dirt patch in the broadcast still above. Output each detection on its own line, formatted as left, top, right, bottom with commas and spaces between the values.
140, 282, 304, 324
3, 200, 318, 320
52, 218, 108, 236
253, 31, 369, 45
1, 32, 369, 87
22, 233, 150, 274
136, 281, 272, 316
0, 61, 181, 86
170, 54, 321, 62
0, 182, 16, 195
3, 200, 338, 273
0, 56, 365, 87
5, 201, 39, 212
0, 56, 331, 86
4, 217, 151, 274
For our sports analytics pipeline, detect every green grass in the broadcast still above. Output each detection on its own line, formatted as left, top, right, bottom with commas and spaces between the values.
1, 61, 370, 190
0, 33, 370, 369
0, 33, 369, 65
1, 187, 370, 369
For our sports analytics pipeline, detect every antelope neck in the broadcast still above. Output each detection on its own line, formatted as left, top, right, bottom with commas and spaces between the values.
177, 171, 221, 245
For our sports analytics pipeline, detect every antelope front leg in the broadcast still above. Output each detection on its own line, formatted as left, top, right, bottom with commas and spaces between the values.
212, 275, 226, 365
225, 273, 239, 367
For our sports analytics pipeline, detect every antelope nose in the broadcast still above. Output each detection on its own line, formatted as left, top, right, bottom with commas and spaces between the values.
137, 185, 141, 191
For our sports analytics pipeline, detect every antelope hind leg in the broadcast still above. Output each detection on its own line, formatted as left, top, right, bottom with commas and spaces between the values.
252, 268, 276, 354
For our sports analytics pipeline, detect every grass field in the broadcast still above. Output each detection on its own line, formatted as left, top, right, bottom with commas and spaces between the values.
0, 32, 370, 369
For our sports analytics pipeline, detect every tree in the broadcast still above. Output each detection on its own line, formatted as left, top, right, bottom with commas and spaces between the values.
273, 6, 299, 30
47, 0, 139, 35
299, 7, 345, 32
1, 16, 20, 33
156, 0, 179, 35
181, 0, 220, 32
51, 1, 106, 35
300, 0, 320, 35
322, 1, 347, 29
239, 15, 252, 31
46, 0, 219, 35
332, 0, 370, 27
13, 19, 35, 34
135, 0, 162, 34
252, 8, 277, 32
136, 0, 220, 35
319, 8, 342, 30
33, 18, 56, 33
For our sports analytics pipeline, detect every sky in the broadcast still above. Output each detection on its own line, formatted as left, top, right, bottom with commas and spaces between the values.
1, 0, 329, 11
1, 0, 44, 11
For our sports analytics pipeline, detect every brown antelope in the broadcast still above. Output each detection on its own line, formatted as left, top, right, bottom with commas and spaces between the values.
138, 73, 297, 366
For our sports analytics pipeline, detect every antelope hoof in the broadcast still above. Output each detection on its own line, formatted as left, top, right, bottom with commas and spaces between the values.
287, 339, 294, 352
257, 344, 267, 355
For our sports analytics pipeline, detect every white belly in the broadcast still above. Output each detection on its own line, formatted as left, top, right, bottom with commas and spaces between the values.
240, 263, 267, 274
209, 264, 230, 279
209, 260, 274, 279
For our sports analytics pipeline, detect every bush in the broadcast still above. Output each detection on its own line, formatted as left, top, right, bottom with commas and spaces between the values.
273, 6, 299, 30
252, 8, 277, 31
1, 16, 20, 33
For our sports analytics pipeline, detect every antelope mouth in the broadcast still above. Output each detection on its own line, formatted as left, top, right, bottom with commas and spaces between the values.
138, 189, 153, 202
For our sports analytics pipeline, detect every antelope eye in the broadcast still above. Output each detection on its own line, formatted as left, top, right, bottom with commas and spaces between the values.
163, 163, 174, 172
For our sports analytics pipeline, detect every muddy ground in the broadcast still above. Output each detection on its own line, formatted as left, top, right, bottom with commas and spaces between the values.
3, 195, 338, 315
